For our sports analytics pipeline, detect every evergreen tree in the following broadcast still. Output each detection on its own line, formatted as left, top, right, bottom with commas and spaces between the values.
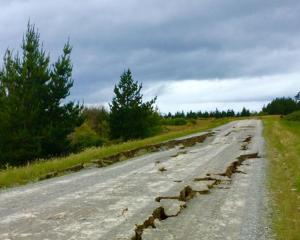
109, 69, 159, 140
202, 111, 209, 118
240, 107, 250, 117
262, 97, 299, 115
0, 23, 82, 166
226, 109, 235, 117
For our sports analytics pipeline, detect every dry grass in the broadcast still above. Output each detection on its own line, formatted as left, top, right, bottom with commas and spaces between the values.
263, 116, 300, 239
0, 118, 231, 189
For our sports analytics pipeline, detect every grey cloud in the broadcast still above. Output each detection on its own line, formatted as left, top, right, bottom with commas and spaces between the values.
0, 0, 300, 107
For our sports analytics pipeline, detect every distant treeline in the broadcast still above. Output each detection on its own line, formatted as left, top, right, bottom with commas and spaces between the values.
163, 107, 251, 119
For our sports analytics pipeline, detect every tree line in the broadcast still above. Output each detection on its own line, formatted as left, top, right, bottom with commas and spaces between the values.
262, 97, 300, 115
163, 107, 251, 119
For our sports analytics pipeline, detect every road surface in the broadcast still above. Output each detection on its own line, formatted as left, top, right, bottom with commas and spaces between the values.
0, 120, 270, 240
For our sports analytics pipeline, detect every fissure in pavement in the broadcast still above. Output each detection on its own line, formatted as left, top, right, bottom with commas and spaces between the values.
131, 137, 259, 240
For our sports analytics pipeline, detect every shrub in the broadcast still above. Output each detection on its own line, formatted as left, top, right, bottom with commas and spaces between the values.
284, 111, 300, 122
83, 107, 110, 139
188, 119, 197, 125
68, 122, 104, 151
161, 118, 187, 126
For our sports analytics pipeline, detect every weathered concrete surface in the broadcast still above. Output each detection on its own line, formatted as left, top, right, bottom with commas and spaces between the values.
0, 120, 271, 240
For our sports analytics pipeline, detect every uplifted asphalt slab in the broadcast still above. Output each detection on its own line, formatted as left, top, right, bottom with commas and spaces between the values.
0, 120, 271, 240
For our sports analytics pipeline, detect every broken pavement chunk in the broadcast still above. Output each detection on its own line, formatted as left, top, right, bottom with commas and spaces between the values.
159, 199, 186, 217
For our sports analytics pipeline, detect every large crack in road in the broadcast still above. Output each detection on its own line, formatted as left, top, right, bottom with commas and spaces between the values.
0, 120, 271, 240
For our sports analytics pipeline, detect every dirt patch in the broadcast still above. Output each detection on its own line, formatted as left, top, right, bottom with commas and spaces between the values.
243, 136, 252, 143
158, 167, 167, 172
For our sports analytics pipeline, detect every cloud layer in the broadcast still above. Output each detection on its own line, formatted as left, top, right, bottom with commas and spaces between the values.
0, 0, 299, 112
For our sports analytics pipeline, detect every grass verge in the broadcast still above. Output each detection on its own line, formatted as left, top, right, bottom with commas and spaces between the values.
0, 118, 231, 189
263, 116, 300, 239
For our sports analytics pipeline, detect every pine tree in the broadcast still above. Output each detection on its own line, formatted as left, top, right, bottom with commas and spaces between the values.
240, 107, 250, 117
109, 69, 159, 140
0, 23, 82, 166
262, 97, 299, 115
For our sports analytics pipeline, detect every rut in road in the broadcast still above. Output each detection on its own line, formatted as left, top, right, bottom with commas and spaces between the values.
131, 136, 259, 240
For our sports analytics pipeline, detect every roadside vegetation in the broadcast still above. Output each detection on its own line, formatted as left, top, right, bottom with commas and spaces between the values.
284, 110, 300, 122
263, 115, 300, 239
0, 118, 230, 188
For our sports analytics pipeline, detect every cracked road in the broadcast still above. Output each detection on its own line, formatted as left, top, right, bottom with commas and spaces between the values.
0, 120, 270, 240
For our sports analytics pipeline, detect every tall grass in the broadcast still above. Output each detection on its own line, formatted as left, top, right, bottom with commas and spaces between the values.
0, 118, 231, 189
263, 116, 300, 239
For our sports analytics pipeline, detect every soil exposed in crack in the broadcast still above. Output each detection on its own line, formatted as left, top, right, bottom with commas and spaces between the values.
240, 144, 248, 150
225, 131, 232, 137
94, 133, 213, 168
38, 164, 84, 181
217, 153, 259, 178
132, 152, 260, 240
38, 132, 213, 183
243, 136, 252, 143
158, 167, 167, 172
132, 185, 205, 240
132, 207, 168, 240
240, 135, 252, 150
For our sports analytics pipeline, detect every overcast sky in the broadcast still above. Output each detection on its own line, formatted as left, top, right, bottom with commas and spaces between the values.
1, 0, 299, 113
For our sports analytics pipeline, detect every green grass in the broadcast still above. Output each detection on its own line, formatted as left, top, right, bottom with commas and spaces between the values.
284, 110, 300, 122
263, 116, 300, 239
0, 118, 231, 189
